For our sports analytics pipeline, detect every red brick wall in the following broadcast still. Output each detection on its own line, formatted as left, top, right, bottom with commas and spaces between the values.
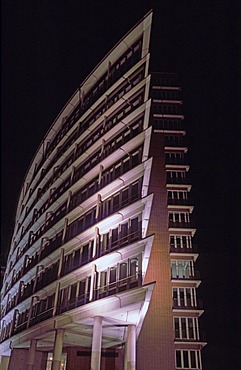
137, 133, 175, 369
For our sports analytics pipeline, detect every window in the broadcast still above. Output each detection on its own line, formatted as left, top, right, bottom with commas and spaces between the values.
176, 350, 182, 368
174, 317, 199, 340
170, 235, 192, 249
73, 249, 80, 268
111, 228, 118, 247
119, 262, 128, 281
101, 233, 109, 254
113, 194, 120, 211
81, 244, 89, 264
109, 267, 117, 283
130, 258, 139, 282
175, 350, 202, 369
173, 287, 197, 308
47, 294, 55, 310
109, 267, 117, 291
99, 271, 107, 293
70, 284, 77, 301
171, 260, 194, 279
46, 353, 67, 370
168, 190, 188, 200
78, 280, 86, 298
120, 222, 128, 244
153, 103, 181, 115
166, 170, 188, 183
169, 212, 190, 224
60, 287, 69, 309
165, 152, 185, 164
122, 188, 129, 206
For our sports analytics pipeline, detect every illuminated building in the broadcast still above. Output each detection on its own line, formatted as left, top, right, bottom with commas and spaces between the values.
0, 11, 206, 370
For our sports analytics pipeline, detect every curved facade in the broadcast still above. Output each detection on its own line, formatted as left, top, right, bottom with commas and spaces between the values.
0, 11, 205, 370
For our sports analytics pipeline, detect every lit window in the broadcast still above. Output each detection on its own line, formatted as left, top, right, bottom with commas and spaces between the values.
46, 353, 67, 370
175, 349, 202, 369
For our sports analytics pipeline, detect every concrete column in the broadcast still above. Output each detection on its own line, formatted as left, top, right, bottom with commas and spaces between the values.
90, 316, 103, 370
124, 325, 136, 370
26, 339, 37, 370
0, 356, 10, 370
52, 329, 64, 370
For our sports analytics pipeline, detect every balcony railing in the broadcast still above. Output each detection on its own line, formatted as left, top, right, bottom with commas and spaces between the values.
56, 274, 142, 315
29, 307, 54, 327
166, 176, 191, 185
32, 38, 142, 179
171, 270, 200, 280
14, 320, 28, 335
164, 138, 187, 148
61, 227, 142, 277
174, 330, 206, 342
153, 120, 185, 132
172, 298, 203, 310
170, 245, 198, 254
15, 110, 144, 249
3, 275, 142, 340
167, 198, 191, 206
165, 157, 187, 165
169, 221, 195, 229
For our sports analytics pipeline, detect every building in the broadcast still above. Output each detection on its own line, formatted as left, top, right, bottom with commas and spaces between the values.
0, 255, 6, 291
0, 11, 206, 370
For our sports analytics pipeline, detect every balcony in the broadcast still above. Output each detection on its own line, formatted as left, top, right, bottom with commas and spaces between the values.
169, 221, 195, 229
170, 245, 198, 254
164, 138, 187, 149
153, 120, 185, 132
16, 94, 144, 238
29, 307, 54, 327
166, 176, 191, 186
174, 330, 206, 343
172, 298, 203, 310
171, 270, 200, 281
165, 157, 187, 166
14, 319, 28, 335
167, 198, 192, 207
32, 38, 142, 180
61, 226, 142, 278
56, 274, 142, 316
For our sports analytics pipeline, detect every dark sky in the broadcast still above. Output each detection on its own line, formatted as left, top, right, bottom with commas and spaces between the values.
1, 0, 240, 369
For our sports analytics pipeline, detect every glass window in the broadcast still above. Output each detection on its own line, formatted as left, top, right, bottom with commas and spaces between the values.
99, 271, 107, 293
176, 350, 181, 368
109, 267, 116, 284
122, 188, 129, 205
113, 194, 119, 211
190, 351, 196, 368
119, 263, 127, 280
111, 228, 118, 246
120, 223, 128, 244
46, 353, 67, 370
82, 244, 89, 264
85, 211, 92, 228
130, 258, 138, 280
183, 350, 189, 368
181, 318, 187, 338
70, 284, 77, 300
78, 280, 86, 297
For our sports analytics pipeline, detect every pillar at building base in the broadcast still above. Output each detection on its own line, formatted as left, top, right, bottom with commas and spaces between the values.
26, 339, 37, 370
0, 356, 10, 370
90, 316, 103, 370
125, 325, 136, 370
52, 329, 64, 370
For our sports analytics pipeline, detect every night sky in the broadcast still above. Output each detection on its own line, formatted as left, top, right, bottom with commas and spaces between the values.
1, 1, 240, 369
